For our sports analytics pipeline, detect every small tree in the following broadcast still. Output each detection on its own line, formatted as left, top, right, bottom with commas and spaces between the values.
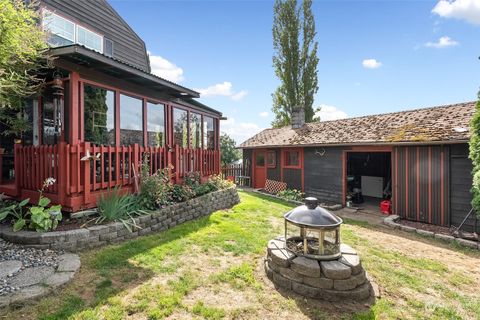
0, 0, 49, 137
220, 133, 241, 165
469, 91, 480, 216
271, 0, 319, 127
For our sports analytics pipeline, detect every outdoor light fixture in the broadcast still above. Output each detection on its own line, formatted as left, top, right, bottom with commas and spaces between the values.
284, 197, 343, 260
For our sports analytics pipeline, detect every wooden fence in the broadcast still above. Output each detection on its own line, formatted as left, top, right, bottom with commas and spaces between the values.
222, 163, 250, 187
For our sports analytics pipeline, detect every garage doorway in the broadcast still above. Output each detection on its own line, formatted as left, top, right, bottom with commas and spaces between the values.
345, 151, 392, 212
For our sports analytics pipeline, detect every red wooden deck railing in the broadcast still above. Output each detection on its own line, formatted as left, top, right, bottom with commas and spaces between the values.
11, 142, 220, 211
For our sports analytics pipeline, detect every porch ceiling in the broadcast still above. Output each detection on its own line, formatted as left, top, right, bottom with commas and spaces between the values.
48, 45, 200, 99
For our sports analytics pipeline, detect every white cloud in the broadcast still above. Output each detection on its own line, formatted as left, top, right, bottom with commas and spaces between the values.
362, 59, 382, 69
432, 0, 480, 25
195, 82, 248, 101
314, 105, 348, 121
259, 111, 269, 117
231, 90, 248, 101
425, 36, 459, 48
221, 117, 264, 144
148, 53, 184, 83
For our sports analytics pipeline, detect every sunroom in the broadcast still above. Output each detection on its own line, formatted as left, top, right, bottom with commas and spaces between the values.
0, 45, 221, 212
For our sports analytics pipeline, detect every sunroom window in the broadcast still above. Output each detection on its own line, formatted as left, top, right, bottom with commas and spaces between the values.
203, 116, 215, 150
120, 94, 143, 146
190, 113, 202, 148
147, 102, 165, 147
173, 108, 188, 148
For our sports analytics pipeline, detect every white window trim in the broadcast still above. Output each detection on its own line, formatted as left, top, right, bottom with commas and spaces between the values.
42, 9, 103, 53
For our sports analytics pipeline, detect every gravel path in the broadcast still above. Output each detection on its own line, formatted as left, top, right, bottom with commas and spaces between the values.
0, 238, 64, 296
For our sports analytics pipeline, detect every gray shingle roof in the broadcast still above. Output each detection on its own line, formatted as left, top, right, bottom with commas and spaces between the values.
239, 101, 477, 148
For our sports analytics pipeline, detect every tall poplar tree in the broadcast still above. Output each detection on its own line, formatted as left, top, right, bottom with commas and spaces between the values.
272, 0, 319, 128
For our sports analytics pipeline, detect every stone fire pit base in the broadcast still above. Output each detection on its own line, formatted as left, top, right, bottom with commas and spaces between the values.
264, 238, 372, 302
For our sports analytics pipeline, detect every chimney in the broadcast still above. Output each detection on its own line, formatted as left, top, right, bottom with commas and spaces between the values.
291, 106, 305, 129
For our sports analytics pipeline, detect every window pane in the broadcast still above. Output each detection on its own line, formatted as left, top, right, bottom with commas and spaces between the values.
267, 151, 276, 166
43, 11, 75, 47
120, 94, 143, 146
77, 26, 102, 52
203, 116, 215, 150
256, 153, 265, 167
286, 151, 299, 166
190, 113, 202, 148
173, 108, 188, 148
147, 102, 165, 147
84, 85, 115, 146
42, 88, 61, 145
105, 38, 114, 57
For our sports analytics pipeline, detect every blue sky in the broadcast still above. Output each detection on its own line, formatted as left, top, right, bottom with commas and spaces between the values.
110, 0, 480, 144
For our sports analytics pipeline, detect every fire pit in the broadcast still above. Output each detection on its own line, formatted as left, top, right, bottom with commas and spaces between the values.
265, 198, 373, 302
284, 197, 342, 260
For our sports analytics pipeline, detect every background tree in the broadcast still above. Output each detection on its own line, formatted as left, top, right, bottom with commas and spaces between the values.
272, 0, 319, 127
0, 0, 49, 137
220, 133, 241, 165
469, 91, 480, 216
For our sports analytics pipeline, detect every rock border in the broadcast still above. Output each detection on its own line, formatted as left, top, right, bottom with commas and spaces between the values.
0, 253, 80, 308
383, 215, 480, 250
251, 189, 342, 211
265, 238, 375, 302
0, 187, 240, 252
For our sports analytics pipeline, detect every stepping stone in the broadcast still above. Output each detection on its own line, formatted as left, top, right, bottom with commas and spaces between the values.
270, 248, 295, 268
0, 261, 22, 279
339, 254, 362, 275
320, 260, 352, 280
291, 256, 321, 277
42, 271, 76, 288
57, 253, 81, 272
8, 284, 50, 304
9, 266, 55, 288
340, 244, 357, 255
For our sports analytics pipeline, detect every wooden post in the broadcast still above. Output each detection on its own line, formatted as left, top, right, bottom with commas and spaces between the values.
83, 142, 91, 206
175, 145, 180, 181
58, 142, 67, 206
13, 144, 20, 197
69, 71, 80, 144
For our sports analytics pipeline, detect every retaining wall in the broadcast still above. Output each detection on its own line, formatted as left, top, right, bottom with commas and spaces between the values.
0, 187, 240, 252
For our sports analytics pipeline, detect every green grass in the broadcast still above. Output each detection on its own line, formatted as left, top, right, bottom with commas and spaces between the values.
2, 190, 479, 320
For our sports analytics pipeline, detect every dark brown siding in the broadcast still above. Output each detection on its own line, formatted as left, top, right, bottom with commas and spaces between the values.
42, 0, 150, 71
450, 144, 479, 232
283, 168, 302, 190
267, 149, 281, 181
394, 146, 450, 226
303, 147, 343, 204
243, 149, 252, 184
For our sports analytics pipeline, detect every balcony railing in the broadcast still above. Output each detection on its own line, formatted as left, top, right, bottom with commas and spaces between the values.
10, 142, 220, 211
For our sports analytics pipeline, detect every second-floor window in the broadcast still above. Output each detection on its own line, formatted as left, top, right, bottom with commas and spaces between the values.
43, 10, 103, 53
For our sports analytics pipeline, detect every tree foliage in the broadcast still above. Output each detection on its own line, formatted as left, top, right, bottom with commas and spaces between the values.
0, 0, 49, 136
220, 133, 241, 165
271, 0, 319, 127
468, 91, 480, 216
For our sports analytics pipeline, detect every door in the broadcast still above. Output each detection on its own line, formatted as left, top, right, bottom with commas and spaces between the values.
254, 150, 266, 188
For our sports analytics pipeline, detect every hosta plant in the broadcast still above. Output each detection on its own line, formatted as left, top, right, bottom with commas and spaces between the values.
29, 196, 62, 232
0, 198, 30, 231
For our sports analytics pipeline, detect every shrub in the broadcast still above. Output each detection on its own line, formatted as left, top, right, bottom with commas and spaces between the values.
171, 184, 195, 202
138, 156, 174, 209
277, 189, 304, 201
207, 175, 235, 191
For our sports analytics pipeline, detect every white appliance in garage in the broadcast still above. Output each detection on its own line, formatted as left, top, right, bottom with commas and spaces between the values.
361, 176, 384, 198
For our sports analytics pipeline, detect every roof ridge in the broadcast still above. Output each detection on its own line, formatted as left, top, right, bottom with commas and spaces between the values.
307, 100, 476, 126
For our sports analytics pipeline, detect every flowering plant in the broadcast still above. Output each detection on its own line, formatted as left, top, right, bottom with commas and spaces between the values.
29, 178, 62, 232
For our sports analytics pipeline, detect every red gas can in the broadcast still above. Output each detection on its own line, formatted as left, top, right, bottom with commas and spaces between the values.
380, 200, 391, 215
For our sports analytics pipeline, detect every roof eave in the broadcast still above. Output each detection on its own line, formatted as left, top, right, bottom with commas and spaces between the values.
48, 45, 200, 98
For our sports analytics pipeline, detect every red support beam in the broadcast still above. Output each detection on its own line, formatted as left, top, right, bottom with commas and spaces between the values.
69, 71, 80, 144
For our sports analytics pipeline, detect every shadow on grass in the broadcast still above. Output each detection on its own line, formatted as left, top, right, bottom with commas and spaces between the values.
1, 215, 217, 320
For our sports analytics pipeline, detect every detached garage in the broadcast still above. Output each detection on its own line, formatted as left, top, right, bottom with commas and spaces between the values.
240, 101, 479, 232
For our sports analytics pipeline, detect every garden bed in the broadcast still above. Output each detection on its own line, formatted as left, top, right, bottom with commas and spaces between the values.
0, 187, 240, 252
383, 215, 479, 250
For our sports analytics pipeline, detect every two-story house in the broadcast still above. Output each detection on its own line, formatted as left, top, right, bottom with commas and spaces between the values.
0, 0, 222, 212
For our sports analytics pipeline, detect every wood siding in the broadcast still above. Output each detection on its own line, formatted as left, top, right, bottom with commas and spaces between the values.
42, 0, 150, 71
304, 147, 343, 204
450, 144, 479, 232
394, 146, 450, 226
283, 168, 302, 190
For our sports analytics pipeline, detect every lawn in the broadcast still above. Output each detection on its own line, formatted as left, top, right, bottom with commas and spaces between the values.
1, 190, 480, 320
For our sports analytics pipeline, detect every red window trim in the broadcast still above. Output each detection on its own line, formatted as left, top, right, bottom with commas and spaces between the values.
266, 150, 276, 168
282, 148, 302, 169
